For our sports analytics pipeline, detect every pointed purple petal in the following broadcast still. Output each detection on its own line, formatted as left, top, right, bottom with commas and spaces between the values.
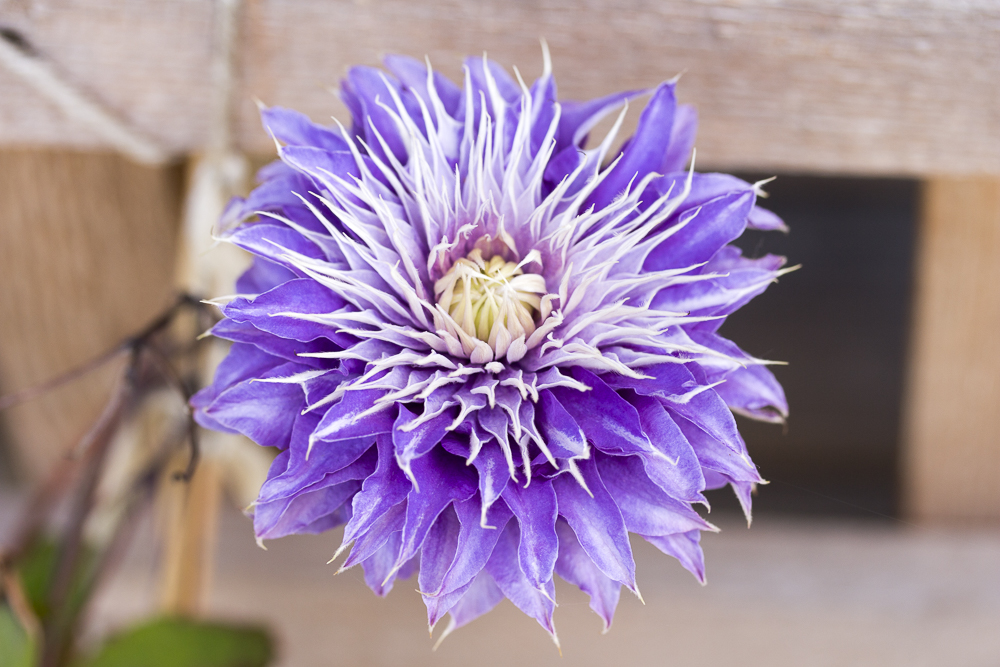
235, 257, 297, 296
314, 389, 397, 444
343, 433, 411, 545
550, 368, 653, 456
552, 457, 636, 591
421, 498, 512, 627
554, 518, 621, 632
361, 532, 404, 597
535, 390, 588, 458
223, 279, 349, 343
200, 361, 305, 449
644, 190, 754, 272
596, 453, 712, 536
393, 448, 477, 571
418, 504, 461, 617
258, 433, 375, 504
342, 499, 407, 569
556, 88, 644, 150
672, 414, 763, 484
393, 405, 454, 480
502, 479, 559, 591
643, 530, 706, 584
662, 104, 697, 173
261, 106, 348, 151
588, 82, 676, 210
471, 441, 511, 522
485, 521, 557, 637
435, 495, 511, 596
254, 479, 361, 541
627, 392, 706, 504
444, 570, 505, 633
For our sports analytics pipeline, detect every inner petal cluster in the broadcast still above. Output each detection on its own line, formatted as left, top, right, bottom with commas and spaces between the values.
434, 248, 548, 351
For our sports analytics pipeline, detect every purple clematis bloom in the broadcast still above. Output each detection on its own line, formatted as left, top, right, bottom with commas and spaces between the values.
192, 50, 791, 646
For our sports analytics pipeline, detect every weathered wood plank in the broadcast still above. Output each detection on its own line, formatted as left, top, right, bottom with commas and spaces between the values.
0, 150, 181, 479
902, 177, 1000, 521
0, 0, 998, 176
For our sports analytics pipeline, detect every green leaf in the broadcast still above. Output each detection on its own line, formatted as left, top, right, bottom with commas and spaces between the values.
0, 603, 35, 667
78, 617, 274, 667
17, 539, 59, 619
17, 538, 95, 623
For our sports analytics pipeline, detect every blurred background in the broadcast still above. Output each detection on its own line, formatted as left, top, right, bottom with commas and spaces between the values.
1, 1, 998, 665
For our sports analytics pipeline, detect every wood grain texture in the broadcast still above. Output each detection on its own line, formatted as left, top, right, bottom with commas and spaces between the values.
1, 0, 998, 176
0, 150, 181, 480
903, 177, 1000, 522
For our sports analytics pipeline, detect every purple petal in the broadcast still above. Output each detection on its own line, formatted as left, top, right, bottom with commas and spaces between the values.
662, 104, 697, 173
596, 453, 712, 536
200, 361, 305, 449
279, 146, 361, 192
393, 447, 477, 571
436, 495, 511, 596
343, 66, 408, 163
731, 480, 756, 522
208, 319, 339, 368
361, 531, 403, 596
235, 257, 297, 296
556, 88, 645, 151
607, 363, 748, 462
535, 390, 588, 458
555, 518, 621, 632
254, 479, 361, 541
627, 392, 707, 504
418, 504, 461, 612
225, 222, 324, 271
423, 496, 512, 627
471, 441, 511, 523
343, 434, 411, 546
383, 54, 462, 117
485, 521, 557, 638
502, 479, 559, 591
550, 368, 653, 456
672, 414, 763, 485
258, 432, 375, 504
587, 82, 676, 210
644, 190, 754, 272
715, 363, 788, 423
342, 499, 407, 569
393, 405, 455, 482
192, 342, 287, 425
313, 389, 397, 444
261, 106, 348, 151
443, 570, 505, 633
643, 530, 706, 584
552, 457, 636, 592
748, 205, 787, 231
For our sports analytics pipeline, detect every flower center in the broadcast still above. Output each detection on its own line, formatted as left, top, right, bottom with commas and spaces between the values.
434, 249, 548, 350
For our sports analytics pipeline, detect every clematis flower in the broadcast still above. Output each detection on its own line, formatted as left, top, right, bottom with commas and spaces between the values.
192, 49, 791, 645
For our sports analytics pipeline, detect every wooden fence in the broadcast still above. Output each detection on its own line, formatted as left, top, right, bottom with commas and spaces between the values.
1, 0, 998, 520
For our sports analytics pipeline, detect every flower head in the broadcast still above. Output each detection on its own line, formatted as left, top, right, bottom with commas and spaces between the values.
193, 49, 790, 644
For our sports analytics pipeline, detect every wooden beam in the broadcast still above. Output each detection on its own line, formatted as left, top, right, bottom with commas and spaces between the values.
0, 150, 181, 479
903, 177, 1000, 522
0, 0, 998, 176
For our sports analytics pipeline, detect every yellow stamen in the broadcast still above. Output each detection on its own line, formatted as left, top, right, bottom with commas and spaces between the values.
434, 249, 548, 351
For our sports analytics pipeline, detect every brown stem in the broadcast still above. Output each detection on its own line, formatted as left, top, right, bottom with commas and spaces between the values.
70, 427, 185, 644
141, 343, 201, 482
38, 349, 138, 667
0, 455, 79, 568
0, 293, 200, 412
